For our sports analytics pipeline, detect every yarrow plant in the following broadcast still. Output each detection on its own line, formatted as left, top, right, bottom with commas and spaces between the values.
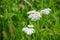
27, 8, 51, 21
22, 25, 35, 35
27, 10, 41, 21
22, 8, 51, 35
40, 8, 51, 15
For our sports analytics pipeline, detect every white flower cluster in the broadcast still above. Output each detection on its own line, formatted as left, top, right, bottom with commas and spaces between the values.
27, 10, 41, 21
22, 25, 35, 35
40, 8, 51, 15
27, 8, 51, 21
22, 8, 51, 35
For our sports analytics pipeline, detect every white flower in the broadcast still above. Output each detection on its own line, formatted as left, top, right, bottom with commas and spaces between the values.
22, 24, 35, 35
28, 24, 34, 28
22, 27, 29, 32
27, 10, 36, 14
31, 12, 41, 21
27, 10, 41, 21
22, 27, 35, 35
40, 8, 51, 15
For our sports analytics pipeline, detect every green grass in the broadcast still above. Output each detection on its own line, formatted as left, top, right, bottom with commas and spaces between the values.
0, 0, 60, 40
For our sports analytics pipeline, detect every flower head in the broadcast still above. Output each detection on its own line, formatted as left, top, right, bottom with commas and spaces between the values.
40, 8, 51, 15
22, 25, 35, 35
27, 10, 41, 21
22, 27, 35, 35
20, 3, 24, 9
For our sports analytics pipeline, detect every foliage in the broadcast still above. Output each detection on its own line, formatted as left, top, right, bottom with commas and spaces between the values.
0, 0, 60, 40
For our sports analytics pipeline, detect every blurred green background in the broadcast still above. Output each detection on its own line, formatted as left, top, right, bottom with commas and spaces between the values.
0, 0, 60, 40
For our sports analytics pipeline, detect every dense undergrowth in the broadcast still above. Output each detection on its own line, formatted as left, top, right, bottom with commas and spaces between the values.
0, 0, 60, 40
